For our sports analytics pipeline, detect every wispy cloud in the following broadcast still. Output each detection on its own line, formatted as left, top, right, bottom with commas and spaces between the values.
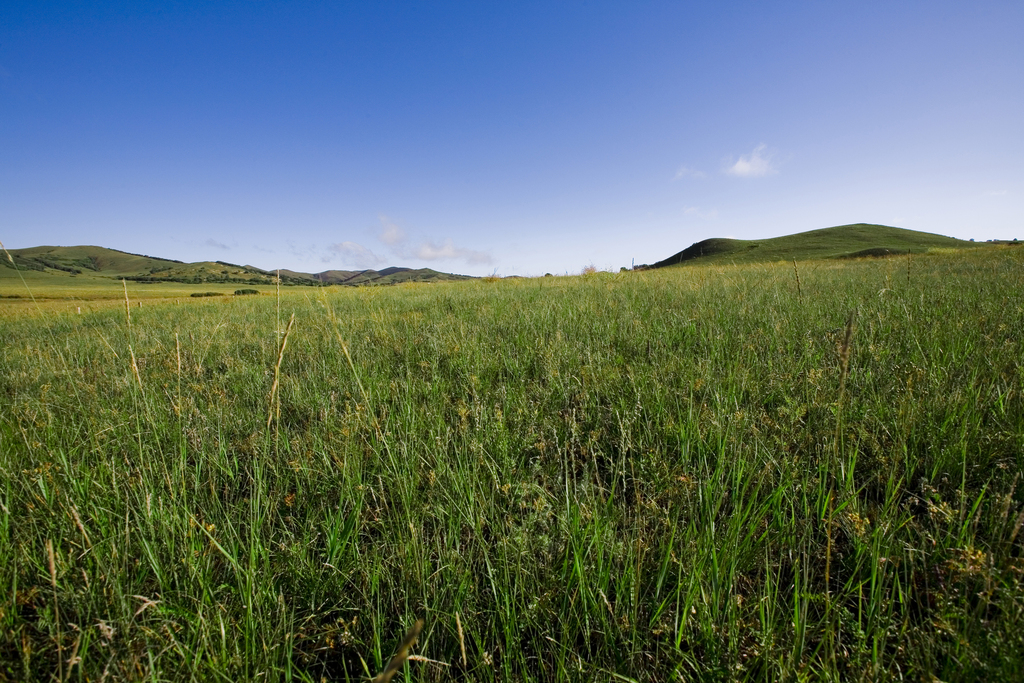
377, 215, 407, 245
373, 215, 493, 266
205, 238, 229, 250
684, 206, 718, 220
985, 190, 1008, 196
287, 241, 319, 261
724, 144, 777, 178
674, 166, 707, 180
414, 239, 493, 265
328, 241, 385, 268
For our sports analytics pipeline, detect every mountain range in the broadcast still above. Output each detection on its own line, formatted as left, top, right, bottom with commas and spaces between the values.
0, 245, 474, 286
2, 225, 1011, 293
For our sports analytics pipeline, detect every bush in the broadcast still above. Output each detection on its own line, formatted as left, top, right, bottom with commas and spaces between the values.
190, 292, 223, 298
234, 289, 260, 296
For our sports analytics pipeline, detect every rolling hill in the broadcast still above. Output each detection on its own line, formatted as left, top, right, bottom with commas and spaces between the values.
1, 245, 475, 288
641, 224, 984, 269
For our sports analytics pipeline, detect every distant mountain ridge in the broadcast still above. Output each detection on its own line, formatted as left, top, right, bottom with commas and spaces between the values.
638, 224, 982, 269
1, 245, 475, 286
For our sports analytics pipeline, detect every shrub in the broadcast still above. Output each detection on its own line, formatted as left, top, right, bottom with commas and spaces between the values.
190, 292, 223, 298
234, 289, 260, 296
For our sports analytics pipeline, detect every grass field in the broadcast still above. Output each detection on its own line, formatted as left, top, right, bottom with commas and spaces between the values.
0, 261, 278, 305
1, 247, 1022, 681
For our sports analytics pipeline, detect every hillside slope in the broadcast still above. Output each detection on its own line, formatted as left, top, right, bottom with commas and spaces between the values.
2, 245, 184, 276
645, 224, 979, 269
2, 245, 473, 287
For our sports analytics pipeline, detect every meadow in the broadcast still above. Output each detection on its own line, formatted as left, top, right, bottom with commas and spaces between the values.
1, 248, 1022, 681
0, 264, 278, 306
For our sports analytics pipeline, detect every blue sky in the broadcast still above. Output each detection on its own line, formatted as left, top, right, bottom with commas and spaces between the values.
2, 1, 1021, 276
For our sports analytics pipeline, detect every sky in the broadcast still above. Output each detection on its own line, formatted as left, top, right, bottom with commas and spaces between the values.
2, 1, 1022, 276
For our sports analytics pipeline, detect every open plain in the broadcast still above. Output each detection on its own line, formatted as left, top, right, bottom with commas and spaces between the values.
2, 245, 1022, 681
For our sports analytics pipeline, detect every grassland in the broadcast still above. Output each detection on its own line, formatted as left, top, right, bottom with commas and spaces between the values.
0, 271, 277, 309
1, 246, 1022, 681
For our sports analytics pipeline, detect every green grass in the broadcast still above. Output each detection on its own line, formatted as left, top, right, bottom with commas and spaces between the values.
0, 258, 276, 302
646, 223, 985, 268
1, 248, 1022, 681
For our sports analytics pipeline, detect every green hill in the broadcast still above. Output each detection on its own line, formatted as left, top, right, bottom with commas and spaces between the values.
644, 224, 981, 269
2, 245, 184, 276
1, 245, 474, 290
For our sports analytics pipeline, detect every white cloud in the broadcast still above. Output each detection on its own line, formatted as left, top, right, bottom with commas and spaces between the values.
684, 206, 718, 220
674, 166, 707, 180
205, 238, 229, 250
328, 241, 384, 268
374, 214, 493, 266
377, 215, 407, 246
414, 239, 493, 265
725, 144, 777, 178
